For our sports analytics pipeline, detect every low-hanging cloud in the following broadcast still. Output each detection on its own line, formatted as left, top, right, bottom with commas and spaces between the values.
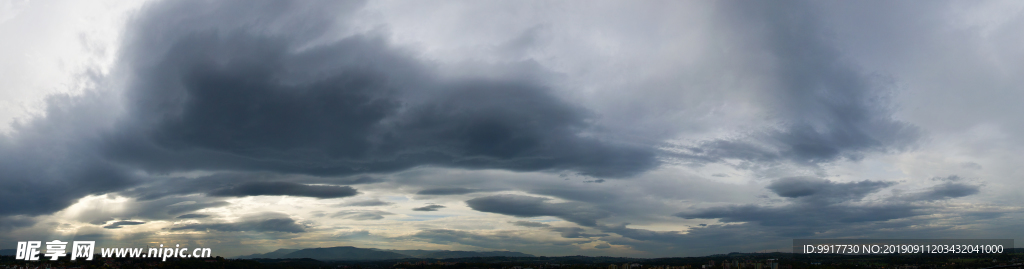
340, 199, 394, 207
207, 181, 358, 199
170, 214, 306, 233
103, 220, 146, 229
766, 176, 895, 204
417, 188, 484, 195
676, 176, 984, 236
412, 204, 446, 211
332, 210, 394, 220
466, 194, 609, 226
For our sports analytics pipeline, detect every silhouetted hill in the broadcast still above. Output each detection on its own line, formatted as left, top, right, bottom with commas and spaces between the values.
234, 248, 300, 259
282, 246, 411, 260
390, 250, 534, 258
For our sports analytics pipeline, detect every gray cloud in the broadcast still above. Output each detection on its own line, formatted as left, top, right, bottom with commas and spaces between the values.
911, 182, 981, 201
596, 223, 784, 256
677, 203, 921, 231
2, 0, 1022, 259
176, 213, 209, 219
97, 0, 657, 181
340, 199, 394, 207
170, 213, 306, 233
121, 172, 368, 201
931, 175, 965, 182
671, 0, 919, 168
466, 194, 609, 226
0, 0, 658, 220
103, 220, 146, 229
675, 176, 985, 237
332, 210, 394, 220
64, 195, 229, 226
335, 230, 374, 239
0, 93, 136, 217
766, 176, 895, 204
417, 188, 484, 195
549, 227, 608, 239
207, 181, 358, 199
510, 221, 549, 228
412, 204, 446, 211
167, 201, 230, 215
676, 177, 910, 229
0, 215, 36, 232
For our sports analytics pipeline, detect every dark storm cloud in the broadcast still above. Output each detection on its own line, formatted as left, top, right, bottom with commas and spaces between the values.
417, 188, 483, 195
103, 220, 146, 229
97, 0, 657, 181
0, 93, 136, 217
674, 0, 918, 167
0, 0, 657, 219
412, 204, 446, 211
170, 213, 306, 233
510, 221, 549, 228
466, 194, 609, 226
207, 181, 358, 199
766, 176, 895, 204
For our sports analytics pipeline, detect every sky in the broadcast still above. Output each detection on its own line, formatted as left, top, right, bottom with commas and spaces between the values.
1, 0, 1023, 258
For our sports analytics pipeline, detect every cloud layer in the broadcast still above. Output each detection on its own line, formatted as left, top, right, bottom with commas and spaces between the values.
0, 0, 1021, 258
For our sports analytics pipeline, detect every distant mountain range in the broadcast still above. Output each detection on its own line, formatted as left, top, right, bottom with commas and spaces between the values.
233, 248, 300, 259
390, 250, 535, 259
233, 246, 533, 260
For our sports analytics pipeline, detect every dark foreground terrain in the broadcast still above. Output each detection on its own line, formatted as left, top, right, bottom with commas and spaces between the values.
2, 249, 1023, 269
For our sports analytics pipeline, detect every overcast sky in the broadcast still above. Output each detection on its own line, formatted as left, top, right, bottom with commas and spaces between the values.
1, 0, 1023, 258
